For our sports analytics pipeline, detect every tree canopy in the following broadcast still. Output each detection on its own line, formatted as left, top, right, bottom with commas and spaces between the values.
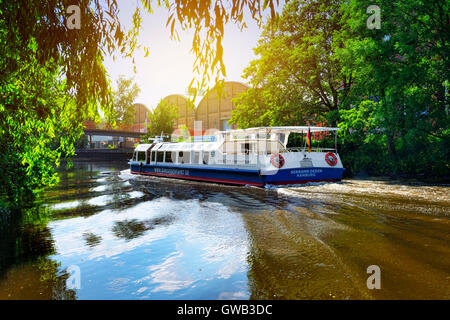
0, 0, 279, 209
146, 99, 179, 138
111, 76, 141, 126
230, 0, 351, 128
230, 0, 449, 176
338, 0, 449, 175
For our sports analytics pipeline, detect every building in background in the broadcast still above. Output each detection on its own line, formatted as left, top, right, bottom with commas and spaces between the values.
131, 103, 149, 133
80, 81, 249, 148
162, 94, 195, 130
160, 81, 249, 134
196, 81, 248, 131
81, 103, 149, 149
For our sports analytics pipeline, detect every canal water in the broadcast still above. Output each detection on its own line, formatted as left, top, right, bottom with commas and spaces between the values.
0, 161, 448, 299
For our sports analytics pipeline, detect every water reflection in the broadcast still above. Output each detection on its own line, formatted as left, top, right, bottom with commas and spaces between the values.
111, 216, 175, 241
83, 232, 102, 248
0, 161, 448, 299
0, 208, 76, 299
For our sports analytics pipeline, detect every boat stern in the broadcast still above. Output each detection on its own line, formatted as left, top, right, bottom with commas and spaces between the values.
260, 150, 345, 185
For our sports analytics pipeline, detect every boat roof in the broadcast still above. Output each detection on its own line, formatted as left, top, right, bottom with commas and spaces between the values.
134, 141, 218, 152
134, 144, 153, 151
218, 126, 340, 134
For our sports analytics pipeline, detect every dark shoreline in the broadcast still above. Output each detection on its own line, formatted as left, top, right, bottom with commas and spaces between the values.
60, 155, 450, 185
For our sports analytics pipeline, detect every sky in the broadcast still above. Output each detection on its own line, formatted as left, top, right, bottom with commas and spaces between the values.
103, 1, 274, 109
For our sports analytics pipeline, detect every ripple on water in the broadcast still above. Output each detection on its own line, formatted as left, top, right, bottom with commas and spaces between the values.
1, 162, 448, 300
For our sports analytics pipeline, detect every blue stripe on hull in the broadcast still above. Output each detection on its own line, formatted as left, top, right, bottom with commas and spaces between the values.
130, 162, 344, 186
130, 163, 263, 186
263, 167, 345, 185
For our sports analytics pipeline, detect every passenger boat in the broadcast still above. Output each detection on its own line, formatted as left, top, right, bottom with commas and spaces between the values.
129, 126, 345, 187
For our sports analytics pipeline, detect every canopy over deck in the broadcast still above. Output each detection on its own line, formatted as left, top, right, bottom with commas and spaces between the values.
218, 126, 340, 135
134, 144, 153, 151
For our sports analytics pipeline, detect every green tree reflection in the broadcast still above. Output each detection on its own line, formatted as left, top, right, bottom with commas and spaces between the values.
0, 207, 77, 299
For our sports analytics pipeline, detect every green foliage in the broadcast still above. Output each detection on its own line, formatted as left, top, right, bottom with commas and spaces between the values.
73, 134, 89, 150
111, 75, 141, 126
338, 0, 449, 176
146, 99, 179, 138
0, 49, 81, 207
230, 0, 351, 128
232, 0, 449, 177
163, 0, 280, 97
0, 0, 279, 211
0, 0, 142, 209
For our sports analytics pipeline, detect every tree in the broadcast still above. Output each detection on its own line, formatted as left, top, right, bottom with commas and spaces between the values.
0, 0, 279, 210
0, 44, 80, 207
338, 0, 449, 175
230, 0, 351, 128
111, 76, 141, 127
0, 0, 141, 208
146, 100, 179, 138
163, 0, 280, 95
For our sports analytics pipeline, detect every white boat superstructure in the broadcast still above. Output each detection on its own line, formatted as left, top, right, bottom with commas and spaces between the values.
130, 126, 345, 186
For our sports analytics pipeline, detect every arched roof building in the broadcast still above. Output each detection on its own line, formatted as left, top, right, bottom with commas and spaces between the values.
161, 94, 195, 130
160, 81, 249, 134
196, 81, 249, 131
130, 103, 150, 133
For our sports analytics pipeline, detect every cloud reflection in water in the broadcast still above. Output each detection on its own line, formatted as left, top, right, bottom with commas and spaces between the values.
49, 195, 250, 299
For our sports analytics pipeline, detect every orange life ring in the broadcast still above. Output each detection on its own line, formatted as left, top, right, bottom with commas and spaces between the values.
325, 152, 338, 166
270, 153, 285, 168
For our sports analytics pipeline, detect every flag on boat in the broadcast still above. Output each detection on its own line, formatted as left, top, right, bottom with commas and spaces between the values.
306, 125, 311, 152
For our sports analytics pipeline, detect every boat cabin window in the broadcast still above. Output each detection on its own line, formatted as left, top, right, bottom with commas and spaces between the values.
256, 133, 270, 139
193, 152, 200, 164
156, 151, 164, 162
241, 143, 251, 155
165, 151, 173, 163
151, 151, 156, 162
177, 150, 190, 164
203, 152, 209, 164
137, 151, 146, 162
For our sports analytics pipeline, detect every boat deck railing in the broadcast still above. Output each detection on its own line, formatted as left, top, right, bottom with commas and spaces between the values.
284, 147, 336, 153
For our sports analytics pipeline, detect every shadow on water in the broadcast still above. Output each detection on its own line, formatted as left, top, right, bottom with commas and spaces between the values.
0, 207, 76, 299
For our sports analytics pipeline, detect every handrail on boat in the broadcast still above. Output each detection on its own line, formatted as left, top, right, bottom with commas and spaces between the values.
285, 147, 336, 153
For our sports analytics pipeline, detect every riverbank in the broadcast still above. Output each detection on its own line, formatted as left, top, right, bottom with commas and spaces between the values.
350, 171, 450, 185
72, 148, 133, 161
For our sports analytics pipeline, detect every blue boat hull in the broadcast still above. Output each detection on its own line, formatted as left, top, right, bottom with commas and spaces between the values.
130, 162, 345, 187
